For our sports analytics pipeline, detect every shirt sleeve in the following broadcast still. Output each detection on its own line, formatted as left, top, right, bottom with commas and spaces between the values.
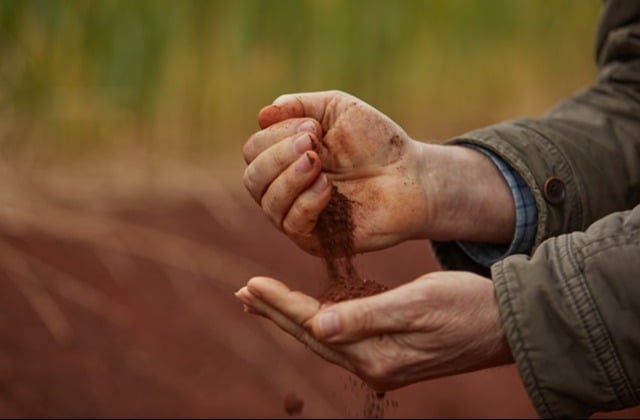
455, 144, 538, 267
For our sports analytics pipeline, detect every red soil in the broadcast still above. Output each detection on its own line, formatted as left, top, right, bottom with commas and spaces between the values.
0, 183, 637, 418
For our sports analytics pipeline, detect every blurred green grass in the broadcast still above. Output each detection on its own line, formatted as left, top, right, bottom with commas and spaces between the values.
0, 0, 600, 169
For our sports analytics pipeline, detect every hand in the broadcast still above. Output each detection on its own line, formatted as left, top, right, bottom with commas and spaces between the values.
235, 272, 514, 392
243, 90, 427, 254
242, 90, 516, 255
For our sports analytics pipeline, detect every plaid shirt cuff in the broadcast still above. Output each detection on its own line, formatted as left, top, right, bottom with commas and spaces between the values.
455, 144, 538, 267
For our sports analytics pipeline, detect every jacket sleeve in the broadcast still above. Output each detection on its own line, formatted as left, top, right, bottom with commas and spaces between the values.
493, 204, 640, 418
431, 0, 640, 274
428, 1, 640, 417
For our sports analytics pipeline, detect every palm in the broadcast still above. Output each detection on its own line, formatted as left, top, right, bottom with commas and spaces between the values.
235, 272, 512, 393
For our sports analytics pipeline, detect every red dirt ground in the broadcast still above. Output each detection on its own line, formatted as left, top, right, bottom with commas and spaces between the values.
0, 174, 638, 418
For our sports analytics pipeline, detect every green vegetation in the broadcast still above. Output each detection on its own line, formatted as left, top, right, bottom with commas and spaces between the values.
0, 0, 600, 167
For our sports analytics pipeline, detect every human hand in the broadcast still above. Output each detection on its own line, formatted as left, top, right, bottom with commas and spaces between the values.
235, 272, 514, 392
242, 90, 516, 256
243, 90, 429, 254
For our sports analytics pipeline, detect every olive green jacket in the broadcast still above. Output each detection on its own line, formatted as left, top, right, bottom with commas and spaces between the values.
432, 1, 640, 418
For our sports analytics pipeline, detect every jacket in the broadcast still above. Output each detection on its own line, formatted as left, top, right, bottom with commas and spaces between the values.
432, 1, 640, 417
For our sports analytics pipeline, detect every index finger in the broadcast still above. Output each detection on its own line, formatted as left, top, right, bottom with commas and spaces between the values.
257, 90, 347, 129
243, 117, 321, 164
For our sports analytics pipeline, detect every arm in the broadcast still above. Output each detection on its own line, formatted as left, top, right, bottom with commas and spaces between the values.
455, 1, 640, 416
433, 0, 640, 272
494, 203, 640, 418
242, 92, 518, 256
455, 145, 538, 270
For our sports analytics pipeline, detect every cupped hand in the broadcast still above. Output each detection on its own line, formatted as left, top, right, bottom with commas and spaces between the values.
242, 90, 433, 255
235, 272, 514, 392
242, 90, 517, 256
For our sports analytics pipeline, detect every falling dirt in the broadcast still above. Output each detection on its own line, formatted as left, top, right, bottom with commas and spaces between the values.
316, 185, 389, 303
314, 185, 393, 418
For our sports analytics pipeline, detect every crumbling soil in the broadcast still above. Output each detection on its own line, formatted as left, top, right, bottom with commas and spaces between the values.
321, 275, 389, 303
314, 185, 393, 418
316, 185, 388, 303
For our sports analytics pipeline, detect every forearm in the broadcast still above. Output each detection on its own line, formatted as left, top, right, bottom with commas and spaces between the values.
432, 1, 640, 276
441, 1, 640, 250
413, 142, 515, 243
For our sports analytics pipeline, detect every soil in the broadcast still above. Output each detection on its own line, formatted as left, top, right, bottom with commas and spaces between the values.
321, 276, 389, 303
316, 185, 389, 303
313, 184, 393, 417
0, 174, 637, 419
283, 392, 304, 415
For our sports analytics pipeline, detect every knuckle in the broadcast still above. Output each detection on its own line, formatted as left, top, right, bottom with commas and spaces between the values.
284, 200, 314, 234
242, 165, 260, 197
242, 138, 256, 163
359, 301, 376, 332
269, 147, 287, 171
282, 217, 300, 236
261, 193, 283, 229
260, 191, 276, 215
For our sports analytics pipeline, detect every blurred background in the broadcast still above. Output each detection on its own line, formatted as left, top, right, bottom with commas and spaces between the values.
1, 0, 638, 418
1, 0, 600, 170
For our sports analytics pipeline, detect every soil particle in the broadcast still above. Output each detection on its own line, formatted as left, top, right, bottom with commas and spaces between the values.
283, 392, 304, 416
321, 275, 388, 303
314, 185, 395, 418
315, 185, 388, 303
389, 134, 401, 148
339, 374, 398, 419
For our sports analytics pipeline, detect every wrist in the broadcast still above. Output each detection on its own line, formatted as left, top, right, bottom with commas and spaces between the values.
416, 143, 515, 243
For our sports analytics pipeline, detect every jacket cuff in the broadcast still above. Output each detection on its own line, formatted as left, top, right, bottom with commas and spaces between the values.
430, 121, 580, 272
445, 121, 584, 251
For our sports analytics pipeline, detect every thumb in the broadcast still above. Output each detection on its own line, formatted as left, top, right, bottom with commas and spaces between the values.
257, 90, 346, 129
311, 288, 413, 344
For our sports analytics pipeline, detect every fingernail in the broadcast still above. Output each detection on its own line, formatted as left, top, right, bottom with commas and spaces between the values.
234, 289, 250, 305
310, 173, 328, 193
294, 133, 312, 154
315, 310, 341, 339
295, 152, 314, 173
297, 120, 317, 134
